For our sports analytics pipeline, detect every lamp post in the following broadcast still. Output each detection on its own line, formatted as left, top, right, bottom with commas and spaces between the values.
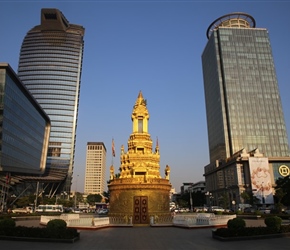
55, 194, 60, 205
205, 191, 213, 208
61, 191, 67, 200
189, 187, 193, 212
261, 182, 265, 204
74, 175, 79, 208
34, 181, 39, 212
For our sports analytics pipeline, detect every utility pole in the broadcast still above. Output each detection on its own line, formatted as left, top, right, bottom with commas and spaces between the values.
189, 187, 193, 212
74, 175, 79, 208
34, 181, 39, 212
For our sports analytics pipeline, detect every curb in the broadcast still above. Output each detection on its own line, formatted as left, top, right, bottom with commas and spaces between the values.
0, 235, 80, 243
212, 231, 290, 241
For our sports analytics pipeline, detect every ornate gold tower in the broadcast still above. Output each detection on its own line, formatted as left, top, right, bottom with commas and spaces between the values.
108, 91, 172, 225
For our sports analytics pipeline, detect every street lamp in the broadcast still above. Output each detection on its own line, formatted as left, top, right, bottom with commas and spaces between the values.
261, 182, 265, 204
61, 191, 67, 200
74, 175, 79, 208
205, 191, 213, 207
189, 187, 193, 212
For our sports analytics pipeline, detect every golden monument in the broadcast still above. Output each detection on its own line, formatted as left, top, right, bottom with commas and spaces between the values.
108, 91, 172, 225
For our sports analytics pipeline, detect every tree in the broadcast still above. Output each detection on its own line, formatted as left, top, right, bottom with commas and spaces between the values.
176, 192, 189, 208
275, 176, 290, 206
219, 192, 229, 209
86, 194, 102, 206
240, 191, 250, 204
274, 188, 286, 213
14, 194, 37, 208
102, 191, 110, 203
192, 191, 206, 207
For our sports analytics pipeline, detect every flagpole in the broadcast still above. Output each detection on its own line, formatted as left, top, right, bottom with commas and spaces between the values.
111, 138, 115, 166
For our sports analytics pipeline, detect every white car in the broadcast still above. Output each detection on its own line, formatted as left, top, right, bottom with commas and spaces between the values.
209, 206, 225, 212
194, 206, 208, 212
12, 207, 33, 214
97, 208, 108, 215
258, 207, 271, 214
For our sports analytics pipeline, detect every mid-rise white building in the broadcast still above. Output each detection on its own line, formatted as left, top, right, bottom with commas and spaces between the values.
84, 142, 106, 194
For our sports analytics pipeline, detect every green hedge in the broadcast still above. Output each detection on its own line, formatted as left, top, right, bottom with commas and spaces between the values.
0, 218, 78, 240
0, 218, 16, 230
0, 226, 78, 239
227, 218, 246, 230
214, 224, 290, 238
47, 219, 67, 230
214, 215, 290, 238
264, 216, 282, 231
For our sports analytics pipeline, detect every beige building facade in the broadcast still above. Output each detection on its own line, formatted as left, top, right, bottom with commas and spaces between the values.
84, 142, 106, 194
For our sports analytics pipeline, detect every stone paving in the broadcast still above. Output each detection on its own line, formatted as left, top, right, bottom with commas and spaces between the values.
2, 218, 288, 250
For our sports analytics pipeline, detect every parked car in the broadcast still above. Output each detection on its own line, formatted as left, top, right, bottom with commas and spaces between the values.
73, 208, 82, 213
258, 207, 271, 214
97, 208, 108, 215
244, 207, 256, 213
209, 206, 225, 212
12, 206, 33, 214
173, 208, 188, 213
193, 206, 208, 212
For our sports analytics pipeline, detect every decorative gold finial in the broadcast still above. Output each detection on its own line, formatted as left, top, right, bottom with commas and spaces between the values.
110, 165, 115, 180
165, 165, 170, 180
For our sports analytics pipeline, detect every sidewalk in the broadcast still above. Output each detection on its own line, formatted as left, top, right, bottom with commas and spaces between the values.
7, 218, 290, 250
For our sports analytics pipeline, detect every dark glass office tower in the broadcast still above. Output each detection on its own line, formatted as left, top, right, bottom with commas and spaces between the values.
202, 13, 289, 163
17, 9, 85, 194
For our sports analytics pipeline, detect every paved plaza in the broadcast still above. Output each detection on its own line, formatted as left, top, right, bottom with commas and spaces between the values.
1, 219, 288, 250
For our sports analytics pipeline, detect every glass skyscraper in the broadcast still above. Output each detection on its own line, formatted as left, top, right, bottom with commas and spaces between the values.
202, 13, 290, 164
0, 63, 51, 211
0, 63, 50, 174
17, 9, 85, 194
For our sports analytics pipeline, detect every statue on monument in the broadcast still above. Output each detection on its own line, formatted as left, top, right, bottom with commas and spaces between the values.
165, 165, 170, 180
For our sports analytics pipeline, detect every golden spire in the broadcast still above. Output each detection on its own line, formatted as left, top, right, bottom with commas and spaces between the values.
108, 92, 172, 225
132, 91, 149, 134
118, 91, 161, 179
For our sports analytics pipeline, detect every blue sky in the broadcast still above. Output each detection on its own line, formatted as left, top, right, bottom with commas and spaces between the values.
1, 0, 290, 192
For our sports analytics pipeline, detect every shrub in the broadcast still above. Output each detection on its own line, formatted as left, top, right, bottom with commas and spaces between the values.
227, 217, 246, 230
280, 224, 290, 233
236, 210, 243, 215
264, 216, 282, 231
46, 219, 67, 230
255, 210, 262, 216
0, 226, 79, 239
0, 218, 16, 230
214, 226, 281, 238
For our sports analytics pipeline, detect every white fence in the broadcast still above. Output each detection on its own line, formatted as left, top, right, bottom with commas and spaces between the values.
41, 214, 110, 227
172, 213, 236, 227
40, 213, 236, 228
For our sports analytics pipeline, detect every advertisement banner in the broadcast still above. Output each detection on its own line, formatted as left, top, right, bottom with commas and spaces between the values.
249, 157, 274, 204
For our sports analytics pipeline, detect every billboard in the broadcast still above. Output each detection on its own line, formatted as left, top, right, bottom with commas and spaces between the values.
249, 157, 274, 204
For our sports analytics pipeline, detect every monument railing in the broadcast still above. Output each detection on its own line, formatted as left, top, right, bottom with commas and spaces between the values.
109, 215, 133, 225
41, 214, 110, 227
40, 213, 236, 227
172, 213, 236, 227
150, 214, 173, 225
